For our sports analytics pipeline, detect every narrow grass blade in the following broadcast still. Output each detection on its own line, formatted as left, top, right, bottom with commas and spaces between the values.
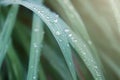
15, 21, 47, 80
1, 1, 78, 80
0, 5, 19, 68
7, 44, 24, 80
0, 8, 5, 29
48, 0, 102, 72
48, 0, 89, 40
69, 31, 104, 80
43, 43, 74, 80
58, 19, 105, 80
108, 0, 120, 33
27, 14, 44, 80
14, 21, 30, 54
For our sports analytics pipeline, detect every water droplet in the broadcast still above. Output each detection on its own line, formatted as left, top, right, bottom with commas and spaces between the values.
69, 62, 72, 65
64, 29, 70, 32
38, 10, 41, 13
41, 10, 44, 13
46, 16, 50, 19
56, 31, 61, 35
33, 76, 36, 80
67, 44, 69, 47
54, 19, 58, 23
82, 52, 86, 55
73, 39, 77, 42
34, 28, 39, 32
59, 39, 62, 42
33, 43, 38, 48
71, 37, 77, 42
33, 7, 37, 10
68, 34, 72, 37
94, 66, 98, 69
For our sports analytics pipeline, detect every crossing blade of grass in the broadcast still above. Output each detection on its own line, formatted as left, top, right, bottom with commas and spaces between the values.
48, 0, 102, 70
6, 44, 24, 80
47, 0, 89, 40
0, 8, 4, 29
68, 31, 105, 80
1, 1, 77, 80
14, 21, 30, 54
27, 14, 44, 80
15, 21, 47, 80
58, 18, 105, 80
108, 0, 120, 34
43, 43, 74, 80
0, 5, 19, 68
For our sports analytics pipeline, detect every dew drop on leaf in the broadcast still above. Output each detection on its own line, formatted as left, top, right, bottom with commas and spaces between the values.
56, 31, 61, 35
34, 28, 39, 32
54, 19, 58, 23
32, 76, 36, 80
68, 34, 72, 37
64, 29, 70, 33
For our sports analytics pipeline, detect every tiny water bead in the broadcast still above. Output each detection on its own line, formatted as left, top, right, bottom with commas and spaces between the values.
33, 43, 39, 48
38, 10, 41, 13
73, 39, 77, 42
53, 14, 59, 23
32, 76, 36, 80
69, 62, 72, 65
33, 7, 37, 10
64, 29, 70, 33
68, 34, 72, 37
34, 28, 39, 32
56, 31, 61, 35
54, 19, 58, 23
59, 39, 62, 42
46, 16, 50, 19
82, 52, 86, 55
67, 44, 69, 47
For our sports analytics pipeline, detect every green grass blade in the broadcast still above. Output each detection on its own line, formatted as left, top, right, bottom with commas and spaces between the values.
27, 14, 44, 80
0, 5, 19, 68
43, 43, 74, 80
48, 0, 89, 41
69, 31, 104, 80
1, 1, 78, 80
0, 8, 4, 29
15, 21, 47, 80
108, 0, 120, 33
58, 19, 105, 80
14, 21, 30, 54
48, 0, 102, 73
7, 44, 24, 80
